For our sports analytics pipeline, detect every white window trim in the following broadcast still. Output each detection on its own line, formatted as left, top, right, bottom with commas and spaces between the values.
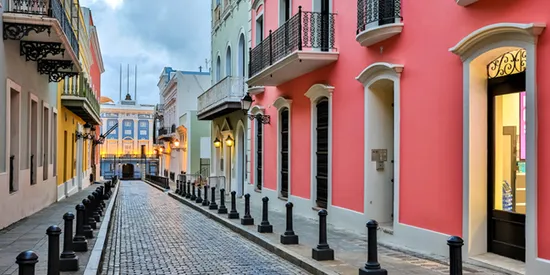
273, 97, 292, 199
278, 0, 292, 27
3, 79, 22, 176
449, 22, 548, 273
250, 105, 266, 191
29, 93, 39, 173
304, 84, 334, 209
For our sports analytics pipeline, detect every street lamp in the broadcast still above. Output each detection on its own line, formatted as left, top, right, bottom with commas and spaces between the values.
174, 139, 180, 147
241, 93, 270, 124
213, 137, 221, 148
225, 136, 234, 147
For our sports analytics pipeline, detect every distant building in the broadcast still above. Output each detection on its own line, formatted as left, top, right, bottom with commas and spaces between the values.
99, 67, 158, 179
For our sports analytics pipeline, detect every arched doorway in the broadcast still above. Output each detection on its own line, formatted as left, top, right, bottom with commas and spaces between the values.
122, 163, 134, 179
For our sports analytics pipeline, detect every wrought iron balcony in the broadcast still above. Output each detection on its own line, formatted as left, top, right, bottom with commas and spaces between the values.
61, 73, 101, 125
248, 6, 338, 87
197, 76, 246, 120
3, 0, 81, 81
356, 0, 403, 47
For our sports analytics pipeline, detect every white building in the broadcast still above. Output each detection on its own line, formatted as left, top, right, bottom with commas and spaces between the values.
156, 67, 211, 181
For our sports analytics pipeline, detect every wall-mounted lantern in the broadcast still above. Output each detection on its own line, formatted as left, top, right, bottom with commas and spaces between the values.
241, 93, 270, 124
213, 137, 221, 148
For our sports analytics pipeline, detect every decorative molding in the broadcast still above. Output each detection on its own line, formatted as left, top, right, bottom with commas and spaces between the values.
20, 41, 65, 61
247, 86, 265, 95
356, 23, 404, 47
355, 62, 404, 85
456, 0, 478, 7
272, 96, 292, 110
3, 23, 51, 40
449, 23, 546, 60
249, 105, 265, 115
304, 83, 334, 103
37, 60, 74, 75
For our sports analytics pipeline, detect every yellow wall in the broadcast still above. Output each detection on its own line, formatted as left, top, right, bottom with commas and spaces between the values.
55, 0, 94, 185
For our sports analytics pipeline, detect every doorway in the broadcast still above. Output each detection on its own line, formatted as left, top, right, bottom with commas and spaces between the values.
315, 98, 329, 208
122, 163, 135, 179
488, 63, 526, 262
365, 79, 395, 224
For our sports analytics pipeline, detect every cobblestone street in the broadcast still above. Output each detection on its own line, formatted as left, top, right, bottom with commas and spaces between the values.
101, 181, 310, 275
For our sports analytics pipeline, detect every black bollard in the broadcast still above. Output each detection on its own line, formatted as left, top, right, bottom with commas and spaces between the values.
209, 186, 218, 210
185, 181, 191, 199
179, 180, 185, 196
228, 191, 239, 219
191, 183, 197, 201
82, 198, 97, 231
312, 209, 334, 261
448, 236, 464, 275
93, 191, 103, 216
202, 185, 209, 206
240, 193, 254, 225
175, 180, 181, 194
73, 204, 88, 251
46, 225, 61, 275
16, 250, 39, 275
103, 181, 111, 199
98, 187, 106, 209
59, 212, 79, 271
88, 194, 101, 222
218, 188, 228, 214
196, 185, 203, 203
280, 202, 299, 244
359, 220, 387, 274
257, 197, 273, 233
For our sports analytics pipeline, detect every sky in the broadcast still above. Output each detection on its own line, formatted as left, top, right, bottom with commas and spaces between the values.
80, 0, 212, 105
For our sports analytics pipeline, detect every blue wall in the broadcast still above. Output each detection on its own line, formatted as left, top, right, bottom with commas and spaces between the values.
138, 120, 149, 140
122, 119, 134, 139
100, 158, 159, 179
106, 119, 118, 139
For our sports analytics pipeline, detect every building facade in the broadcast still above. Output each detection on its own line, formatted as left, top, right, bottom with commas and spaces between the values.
198, 0, 250, 196
0, 0, 88, 229
244, 0, 550, 273
156, 67, 211, 181
99, 95, 156, 179
56, 4, 103, 201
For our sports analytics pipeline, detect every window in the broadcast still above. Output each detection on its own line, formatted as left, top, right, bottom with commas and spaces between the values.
255, 15, 264, 46
279, 0, 291, 25
124, 130, 132, 135
71, 133, 75, 179
256, 117, 263, 190
53, 111, 57, 176
9, 85, 21, 193
140, 130, 147, 135
216, 56, 221, 82
140, 121, 146, 127
30, 98, 38, 185
226, 46, 232, 77
43, 106, 49, 180
280, 108, 289, 197
108, 120, 115, 127
315, 99, 329, 208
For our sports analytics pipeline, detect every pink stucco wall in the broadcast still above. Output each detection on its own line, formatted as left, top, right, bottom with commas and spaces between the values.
250, 0, 550, 259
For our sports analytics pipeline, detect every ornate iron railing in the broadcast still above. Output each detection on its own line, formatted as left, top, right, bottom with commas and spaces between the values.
146, 174, 169, 189
487, 49, 526, 79
62, 73, 100, 117
7, 0, 80, 57
249, 6, 336, 78
357, 0, 402, 34
197, 76, 246, 113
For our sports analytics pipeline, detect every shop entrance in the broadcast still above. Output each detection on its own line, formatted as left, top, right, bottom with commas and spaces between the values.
365, 78, 395, 224
487, 50, 526, 262
122, 163, 134, 179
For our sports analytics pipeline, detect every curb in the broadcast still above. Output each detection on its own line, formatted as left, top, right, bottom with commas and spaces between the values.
143, 180, 339, 275
83, 180, 121, 275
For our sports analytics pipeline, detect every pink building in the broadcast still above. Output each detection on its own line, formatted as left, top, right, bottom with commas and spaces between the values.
244, 0, 549, 273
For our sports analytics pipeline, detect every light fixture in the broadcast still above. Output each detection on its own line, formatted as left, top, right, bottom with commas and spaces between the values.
241, 93, 270, 124
225, 136, 234, 147
174, 139, 180, 147
83, 123, 91, 134
213, 138, 221, 148
159, 147, 164, 153
76, 123, 95, 141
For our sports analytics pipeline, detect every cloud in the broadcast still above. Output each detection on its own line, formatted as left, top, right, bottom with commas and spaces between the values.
80, 0, 212, 104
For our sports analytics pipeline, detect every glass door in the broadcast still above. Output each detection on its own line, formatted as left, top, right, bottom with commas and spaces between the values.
488, 73, 526, 262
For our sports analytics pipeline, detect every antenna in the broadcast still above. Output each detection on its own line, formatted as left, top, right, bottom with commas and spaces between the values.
134, 64, 137, 102
119, 64, 122, 103
127, 64, 130, 96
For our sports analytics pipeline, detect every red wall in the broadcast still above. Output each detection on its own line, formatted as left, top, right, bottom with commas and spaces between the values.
250, 0, 550, 258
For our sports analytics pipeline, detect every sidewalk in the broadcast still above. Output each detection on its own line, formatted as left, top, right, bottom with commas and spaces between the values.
150, 181, 508, 275
0, 184, 112, 275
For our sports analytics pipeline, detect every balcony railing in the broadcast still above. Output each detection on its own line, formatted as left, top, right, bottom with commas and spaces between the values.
356, 0, 402, 34
249, 6, 336, 78
62, 74, 100, 117
158, 127, 169, 136
6, 0, 80, 57
197, 76, 246, 113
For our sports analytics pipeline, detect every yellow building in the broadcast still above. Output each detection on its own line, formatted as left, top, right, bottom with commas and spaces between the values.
56, 2, 104, 199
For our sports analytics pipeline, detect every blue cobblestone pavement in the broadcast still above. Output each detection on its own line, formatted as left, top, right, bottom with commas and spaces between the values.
100, 181, 310, 275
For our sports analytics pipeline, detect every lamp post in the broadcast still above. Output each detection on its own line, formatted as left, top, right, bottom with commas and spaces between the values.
225, 136, 233, 192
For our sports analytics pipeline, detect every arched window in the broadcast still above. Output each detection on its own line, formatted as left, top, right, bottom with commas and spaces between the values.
216, 55, 221, 82
226, 46, 232, 77
238, 34, 246, 77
